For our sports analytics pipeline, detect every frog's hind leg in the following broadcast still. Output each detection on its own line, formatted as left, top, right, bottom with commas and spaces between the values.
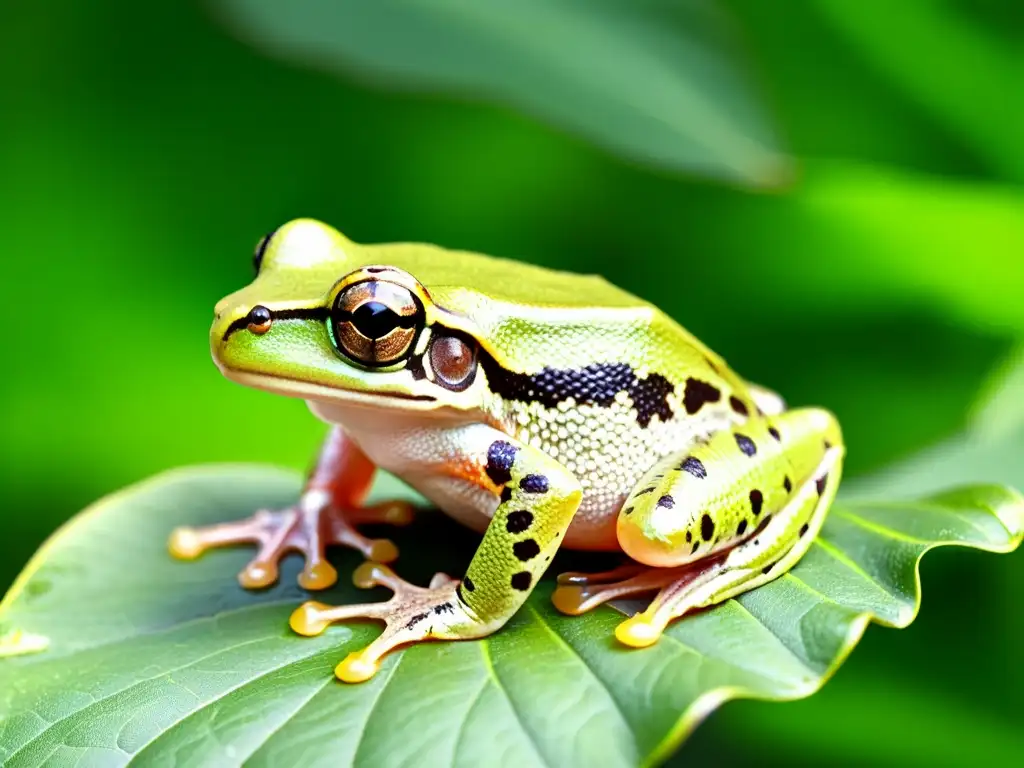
617, 438, 842, 647
553, 407, 843, 647
168, 428, 414, 590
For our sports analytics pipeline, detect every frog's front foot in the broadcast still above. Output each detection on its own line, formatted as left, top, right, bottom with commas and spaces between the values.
290, 562, 483, 683
168, 490, 414, 591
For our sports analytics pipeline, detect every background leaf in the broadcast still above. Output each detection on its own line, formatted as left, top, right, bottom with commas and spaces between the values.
849, 350, 1024, 501
813, 0, 1024, 181
1, 467, 1020, 767
212, 0, 787, 185
660, 160, 1024, 335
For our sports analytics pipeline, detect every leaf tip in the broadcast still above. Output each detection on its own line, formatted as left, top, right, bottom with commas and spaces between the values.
996, 486, 1024, 541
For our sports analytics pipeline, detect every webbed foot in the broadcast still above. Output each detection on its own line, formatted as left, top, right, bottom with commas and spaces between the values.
168, 491, 414, 590
290, 562, 482, 683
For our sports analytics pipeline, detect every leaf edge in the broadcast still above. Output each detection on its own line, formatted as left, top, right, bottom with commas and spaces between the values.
643, 484, 1024, 767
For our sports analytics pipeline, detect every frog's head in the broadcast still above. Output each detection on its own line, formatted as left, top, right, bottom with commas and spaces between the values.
211, 219, 488, 416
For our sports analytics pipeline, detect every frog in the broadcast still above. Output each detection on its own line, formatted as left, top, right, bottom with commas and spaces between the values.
169, 218, 844, 683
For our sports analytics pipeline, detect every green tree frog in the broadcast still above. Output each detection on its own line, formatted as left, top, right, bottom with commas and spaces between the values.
169, 219, 844, 683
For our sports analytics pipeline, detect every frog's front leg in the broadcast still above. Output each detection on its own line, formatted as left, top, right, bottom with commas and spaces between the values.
168, 427, 413, 590
290, 424, 583, 683
554, 408, 843, 646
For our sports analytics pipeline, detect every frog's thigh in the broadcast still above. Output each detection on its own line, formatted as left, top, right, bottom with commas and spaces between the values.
612, 408, 843, 645
617, 407, 841, 567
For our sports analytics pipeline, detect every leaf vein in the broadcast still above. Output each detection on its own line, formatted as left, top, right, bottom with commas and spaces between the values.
813, 536, 910, 607
4, 632, 285, 766
125, 645, 338, 764
350, 646, 405, 768
525, 603, 633, 739
477, 636, 551, 768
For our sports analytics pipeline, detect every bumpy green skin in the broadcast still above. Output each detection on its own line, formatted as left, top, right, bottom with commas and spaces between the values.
620, 409, 841, 565
461, 435, 583, 625
197, 218, 845, 679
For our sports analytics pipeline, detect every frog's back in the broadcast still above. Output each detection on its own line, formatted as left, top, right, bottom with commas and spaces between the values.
256, 225, 732, 384
366, 241, 721, 380
367, 241, 644, 310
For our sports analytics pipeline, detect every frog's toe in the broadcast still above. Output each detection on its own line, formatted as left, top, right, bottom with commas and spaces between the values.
168, 492, 410, 590
289, 601, 338, 636
167, 527, 204, 560
614, 613, 665, 648
352, 561, 400, 590
551, 564, 688, 616
298, 560, 339, 591
555, 562, 647, 587
169, 511, 304, 589
240, 560, 281, 590
336, 652, 380, 684
289, 563, 480, 683
364, 538, 400, 564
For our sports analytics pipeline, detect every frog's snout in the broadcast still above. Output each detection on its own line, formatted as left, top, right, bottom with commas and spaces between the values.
211, 302, 275, 347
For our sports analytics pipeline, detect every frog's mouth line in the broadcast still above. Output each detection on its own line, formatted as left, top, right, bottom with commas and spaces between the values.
220, 368, 440, 411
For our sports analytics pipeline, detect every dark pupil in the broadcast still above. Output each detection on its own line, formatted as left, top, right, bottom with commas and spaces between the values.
352, 301, 400, 339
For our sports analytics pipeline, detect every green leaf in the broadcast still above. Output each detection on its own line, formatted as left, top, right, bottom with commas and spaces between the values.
1, 468, 1020, 766
970, 346, 1024, 442
814, 0, 1024, 181
693, 160, 1024, 336
211, 0, 787, 186
848, 349, 1024, 502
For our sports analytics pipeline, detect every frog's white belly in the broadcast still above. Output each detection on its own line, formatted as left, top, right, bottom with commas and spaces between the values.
402, 470, 623, 550
307, 397, 721, 550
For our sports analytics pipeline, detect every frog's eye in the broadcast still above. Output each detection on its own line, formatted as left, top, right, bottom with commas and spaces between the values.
252, 230, 276, 276
331, 280, 422, 366
429, 334, 477, 390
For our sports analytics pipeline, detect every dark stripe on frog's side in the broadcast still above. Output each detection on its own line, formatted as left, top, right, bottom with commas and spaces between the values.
222, 306, 330, 340
683, 377, 721, 415
478, 353, 675, 427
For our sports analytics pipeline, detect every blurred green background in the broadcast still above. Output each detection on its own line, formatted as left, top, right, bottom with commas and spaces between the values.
2, 0, 1022, 764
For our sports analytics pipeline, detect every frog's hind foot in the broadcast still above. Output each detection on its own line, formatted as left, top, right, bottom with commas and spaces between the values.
290, 562, 479, 683
556, 562, 648, 587
551, 563, 699, 616
168, 491, 414, 591
556, 441, 843, 648
614, 445, 842, 649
